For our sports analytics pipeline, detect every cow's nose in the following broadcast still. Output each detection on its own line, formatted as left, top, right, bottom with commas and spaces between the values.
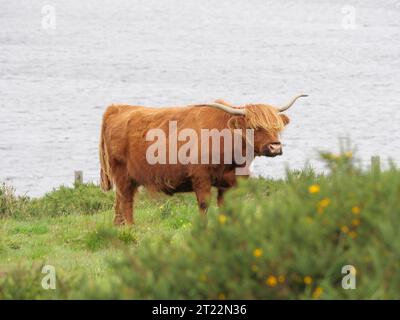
267, 142, 282, 156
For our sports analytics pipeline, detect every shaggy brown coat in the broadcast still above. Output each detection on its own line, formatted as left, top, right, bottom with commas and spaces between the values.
99, 102, 289, 225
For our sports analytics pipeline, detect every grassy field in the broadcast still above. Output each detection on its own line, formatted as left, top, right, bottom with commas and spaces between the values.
0, 183, 199, 298
1, 150, 399, 299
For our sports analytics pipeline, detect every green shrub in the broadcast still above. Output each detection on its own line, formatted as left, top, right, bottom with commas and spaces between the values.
0, 264, 78, 299
27, 183, 114, 217
83, 152, 400, 299
0, 183, 115, 219
0, 184, 30, 218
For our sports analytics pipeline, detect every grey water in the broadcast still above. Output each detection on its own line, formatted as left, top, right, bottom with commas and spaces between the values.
1, 0, 400, 196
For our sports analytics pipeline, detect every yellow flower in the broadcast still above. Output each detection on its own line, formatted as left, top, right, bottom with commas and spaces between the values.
312, 287, 323, 299
308, 184, 320, 194
218, 214, 227, 224
317, 197, 331, 214
304, 276, 313, 285
318, 198, 331, 208
341, 226, 349, 233
218, 293, 226, 300
253, 248, 263, 258
351, 218, 361, 226
352, 206, 361, 215
349, 231, 357, 239
278, 275, 286, 283
344, 151, 353, 158
266, 276, 278, 287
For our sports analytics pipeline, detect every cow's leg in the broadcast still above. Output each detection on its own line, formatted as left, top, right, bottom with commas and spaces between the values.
217, 188, 225, 207
117, 186, 137, 225
192, 176, 212, 215
114, 194, 125, 225
216, 170, 237, 207
113, 166, 137, 225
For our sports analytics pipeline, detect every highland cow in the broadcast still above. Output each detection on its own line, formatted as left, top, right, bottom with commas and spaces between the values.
99, 95, 307, 225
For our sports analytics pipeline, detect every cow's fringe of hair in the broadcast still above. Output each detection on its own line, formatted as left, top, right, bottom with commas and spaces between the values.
99, 114, 113, 191
244, 104, 285, 132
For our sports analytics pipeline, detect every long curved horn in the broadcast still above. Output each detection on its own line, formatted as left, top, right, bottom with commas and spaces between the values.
278, 94, 308, 112
201, 103, 246, 115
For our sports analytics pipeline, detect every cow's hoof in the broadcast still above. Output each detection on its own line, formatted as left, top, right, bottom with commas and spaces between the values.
113, 215, 125, 226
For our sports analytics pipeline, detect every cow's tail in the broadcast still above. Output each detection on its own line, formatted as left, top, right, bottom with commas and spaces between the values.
99, 110, 113, 191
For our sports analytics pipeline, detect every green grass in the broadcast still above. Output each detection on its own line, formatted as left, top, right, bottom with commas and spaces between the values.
0, 183, 204, 298
1, 185, 196, 267
0, 150, 399, 299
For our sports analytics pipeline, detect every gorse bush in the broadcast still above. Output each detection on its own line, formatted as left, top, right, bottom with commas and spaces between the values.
83, 152, 400, 299
1, 150, 399, 299
0, 264, 80, 299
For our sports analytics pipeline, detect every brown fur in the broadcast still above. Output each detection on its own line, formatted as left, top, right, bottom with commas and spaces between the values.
99, 102, 289, 225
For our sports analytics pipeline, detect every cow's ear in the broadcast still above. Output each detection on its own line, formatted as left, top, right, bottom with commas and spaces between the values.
228, 116, 247, 130
280, 114, 290, 126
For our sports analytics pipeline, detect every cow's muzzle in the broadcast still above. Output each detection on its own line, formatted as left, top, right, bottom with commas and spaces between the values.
264, 142, 283, 157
